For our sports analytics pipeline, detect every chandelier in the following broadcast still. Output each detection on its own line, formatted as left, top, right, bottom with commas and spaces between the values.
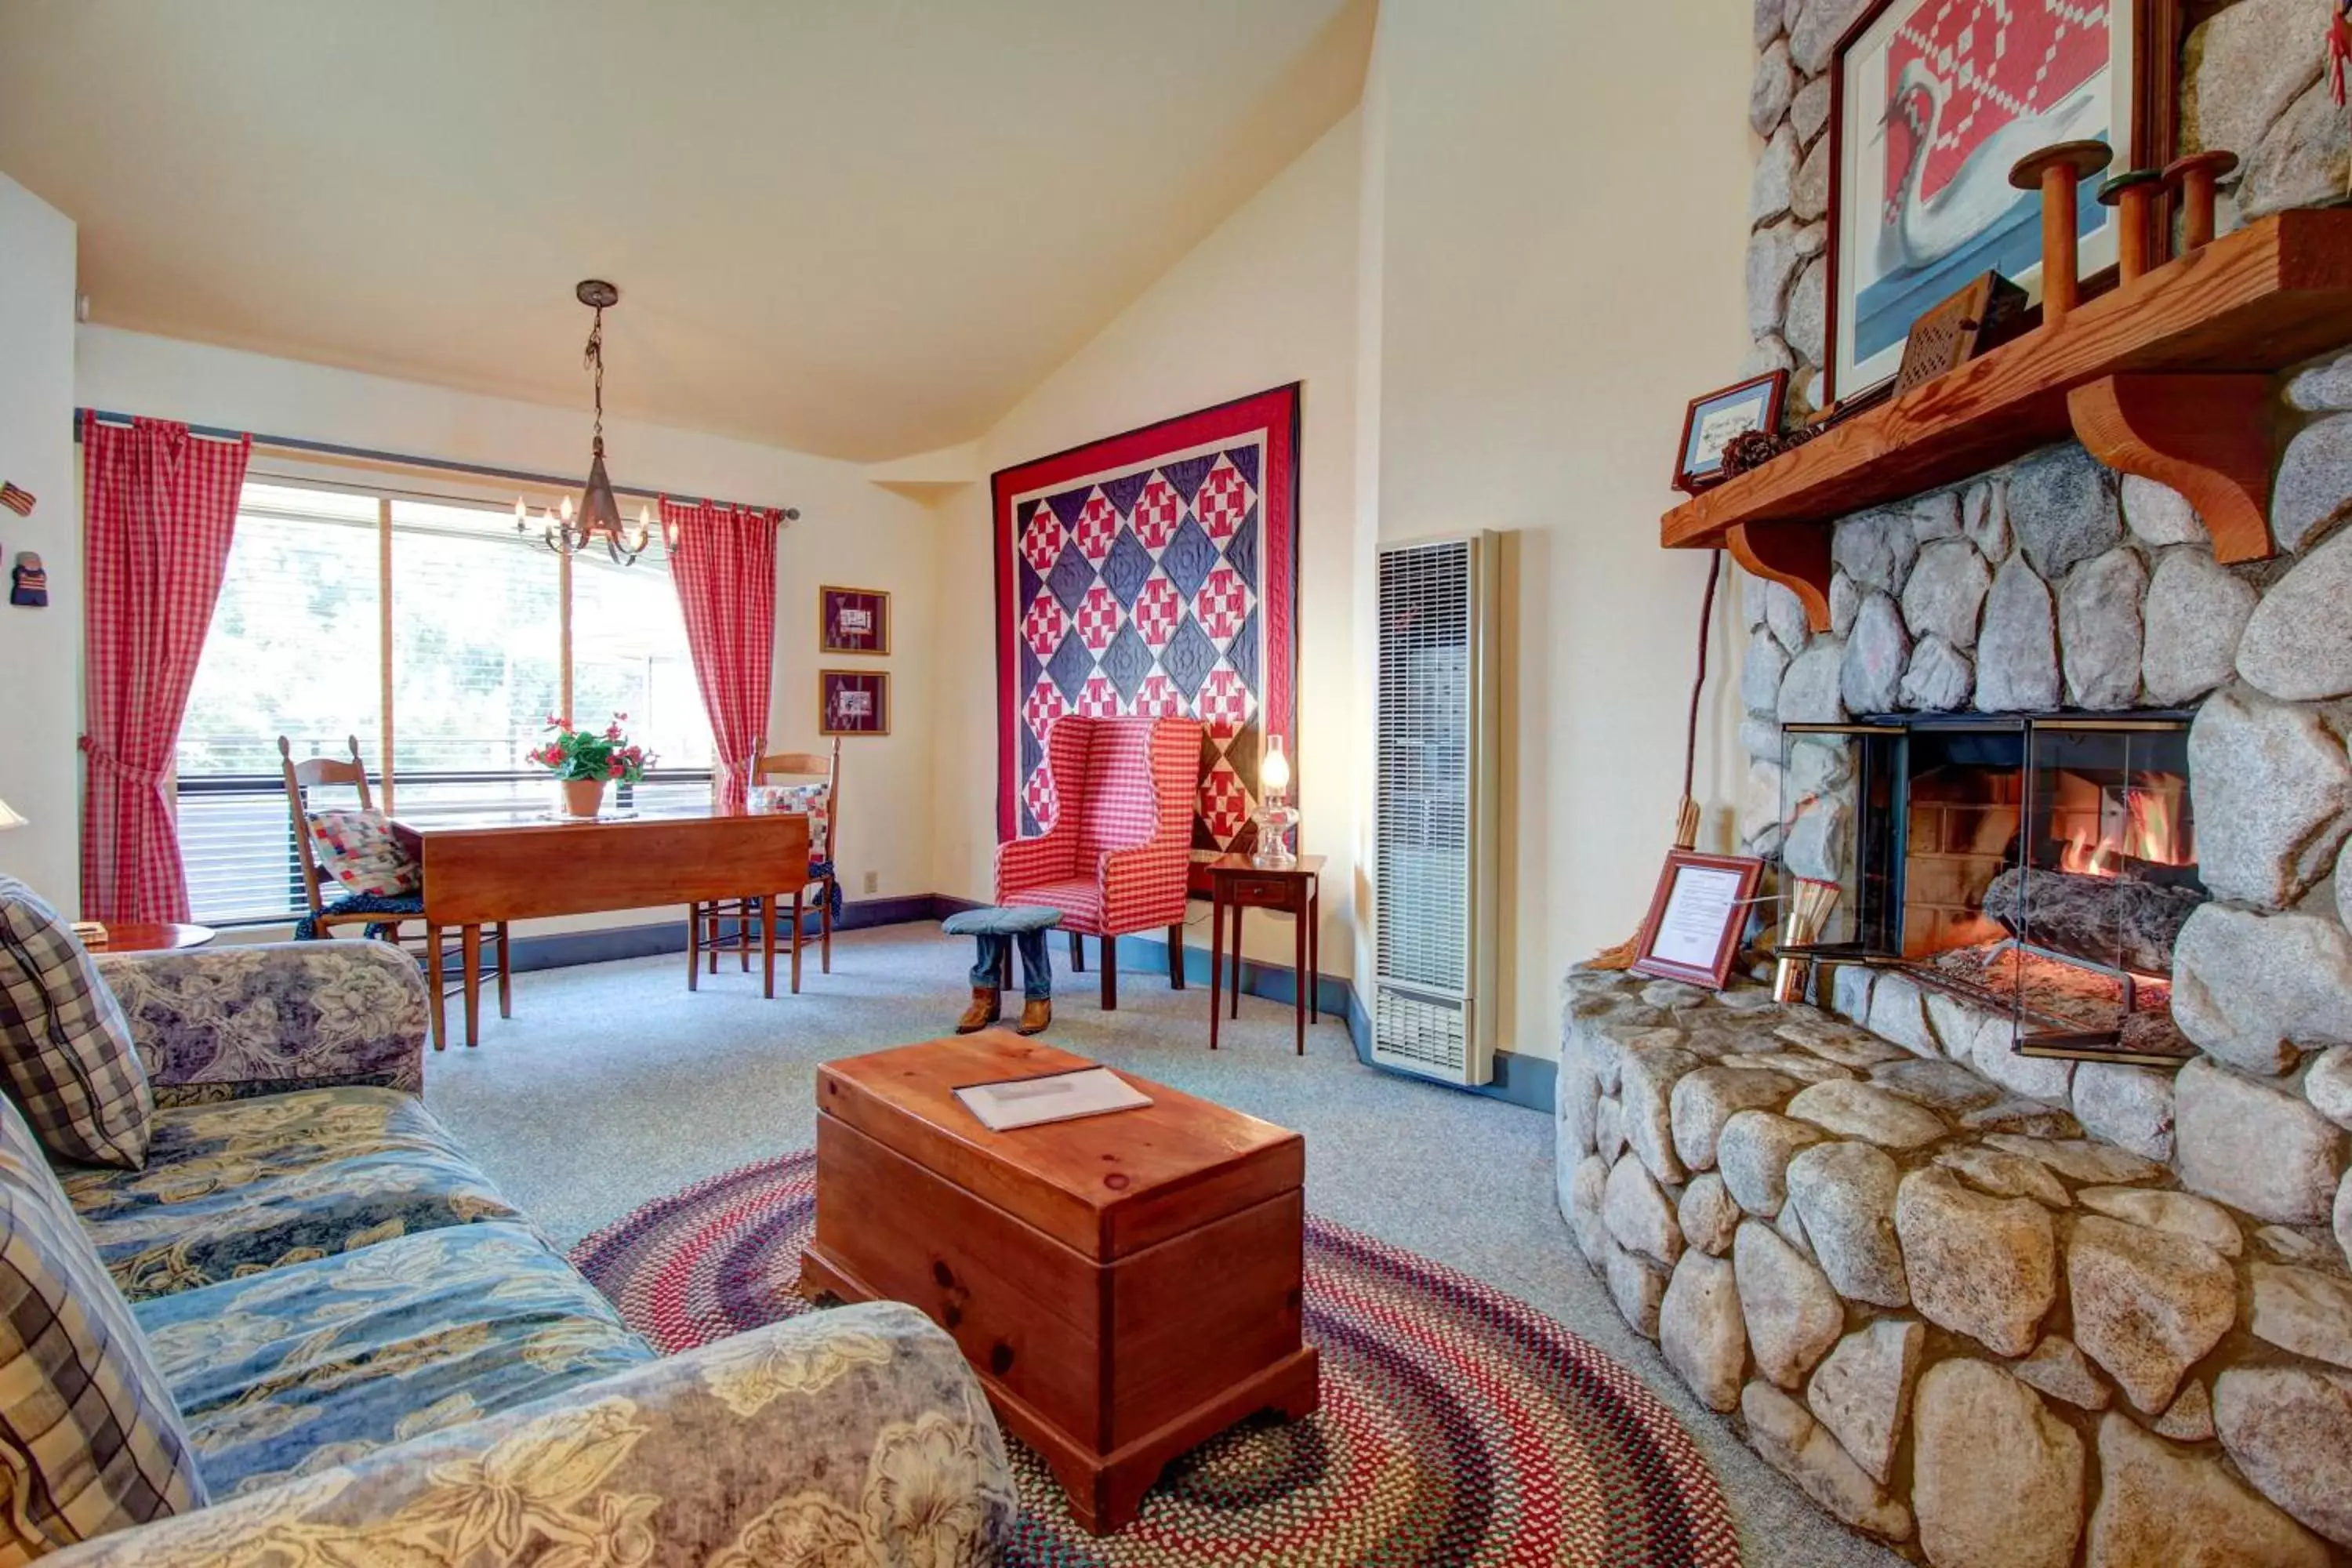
516, 279, 655, 564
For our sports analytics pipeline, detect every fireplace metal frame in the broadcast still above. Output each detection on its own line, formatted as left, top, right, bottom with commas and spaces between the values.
1776, 710, 2198, 1065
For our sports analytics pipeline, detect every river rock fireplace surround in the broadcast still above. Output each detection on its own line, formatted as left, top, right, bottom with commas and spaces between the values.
1559, 393, 2352, 1561
1552, 2, 2352, 1552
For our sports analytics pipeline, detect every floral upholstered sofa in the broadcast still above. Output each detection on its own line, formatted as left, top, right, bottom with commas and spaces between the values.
21, 940, 1013, 1566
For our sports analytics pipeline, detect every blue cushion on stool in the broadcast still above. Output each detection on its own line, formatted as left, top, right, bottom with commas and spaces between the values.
942, 906, 1064, 938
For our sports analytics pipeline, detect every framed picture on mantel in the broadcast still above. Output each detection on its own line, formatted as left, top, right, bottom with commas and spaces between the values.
1826, 0, 2180, 405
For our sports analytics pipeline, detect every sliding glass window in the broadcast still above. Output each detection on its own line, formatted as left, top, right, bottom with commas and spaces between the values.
176, 479, 712, 923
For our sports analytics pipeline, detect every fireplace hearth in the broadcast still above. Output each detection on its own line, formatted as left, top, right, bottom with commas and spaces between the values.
1779, 713, 2205, 1065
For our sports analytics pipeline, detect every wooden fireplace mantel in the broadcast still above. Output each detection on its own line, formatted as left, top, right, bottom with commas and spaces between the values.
1661, 208, 2352, 630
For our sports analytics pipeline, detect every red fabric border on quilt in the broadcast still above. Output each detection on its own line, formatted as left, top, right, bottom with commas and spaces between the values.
990, 384, 1301, 891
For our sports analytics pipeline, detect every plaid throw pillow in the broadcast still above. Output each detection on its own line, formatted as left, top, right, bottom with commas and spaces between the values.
306, 808, 422, 898
0, 1094, 206, 1555
0, 878, 154, 1169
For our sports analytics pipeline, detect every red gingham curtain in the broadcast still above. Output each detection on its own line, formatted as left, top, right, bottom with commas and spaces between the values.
80, 414, 252, 921
661, 498, 779, 813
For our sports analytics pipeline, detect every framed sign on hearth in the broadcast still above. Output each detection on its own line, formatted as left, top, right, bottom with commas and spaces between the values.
1826, 0, 2182, 405
1631, 851, 1766, 991
991, 385, 1301, 896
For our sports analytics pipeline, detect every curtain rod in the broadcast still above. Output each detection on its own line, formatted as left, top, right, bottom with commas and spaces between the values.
74, 408, 801, 521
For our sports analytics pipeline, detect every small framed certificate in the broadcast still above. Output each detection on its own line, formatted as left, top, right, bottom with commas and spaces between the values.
1631, 850, 1766, 990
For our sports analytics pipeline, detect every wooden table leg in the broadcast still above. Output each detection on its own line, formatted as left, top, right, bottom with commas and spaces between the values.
495, 923, 512, 1019
1209, 889, 1223, 1051
461, 924, 482, 1048
1231, 906, 1243, 1018
688, 902, 701, 991
791, 888, 804, 994
426, 924, 447, 1051
764, 895, 777, 1000
1308, 879, 1320, 1024
1293, 891, 1308, 1057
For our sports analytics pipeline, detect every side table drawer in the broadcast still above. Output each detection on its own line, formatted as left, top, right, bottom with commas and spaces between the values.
1226, 876, 1301, 907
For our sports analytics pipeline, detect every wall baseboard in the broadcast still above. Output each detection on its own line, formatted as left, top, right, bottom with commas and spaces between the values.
514, 893, 1555, 1114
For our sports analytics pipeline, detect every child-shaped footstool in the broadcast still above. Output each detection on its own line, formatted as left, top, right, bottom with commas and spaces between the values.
942, 905, 1063, 1036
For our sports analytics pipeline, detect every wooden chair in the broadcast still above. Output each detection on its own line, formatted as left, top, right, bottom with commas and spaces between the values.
690, 737, 841, 993
279, 735, 507, 1018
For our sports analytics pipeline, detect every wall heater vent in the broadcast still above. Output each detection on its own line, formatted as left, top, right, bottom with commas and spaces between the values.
1372, 532, 1501, 1086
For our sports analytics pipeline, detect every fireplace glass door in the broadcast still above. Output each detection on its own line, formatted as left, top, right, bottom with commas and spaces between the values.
1780, 716, 2201, 1064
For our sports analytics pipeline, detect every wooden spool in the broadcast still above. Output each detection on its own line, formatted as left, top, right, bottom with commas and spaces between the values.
2009, 141, 2115, 328
2096, 169, 2166, 285
2162, 151, 2240, 253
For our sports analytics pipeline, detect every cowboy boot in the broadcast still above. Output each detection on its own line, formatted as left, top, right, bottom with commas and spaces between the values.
1016, 996, 1052, 1036
956, 987, 1000, 1034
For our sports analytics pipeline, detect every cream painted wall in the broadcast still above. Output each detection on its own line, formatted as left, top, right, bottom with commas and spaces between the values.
0, 175, 78, 902
928, 113, 1363, 978
71, 326, 939, 935
1360, 0, 1756, 1062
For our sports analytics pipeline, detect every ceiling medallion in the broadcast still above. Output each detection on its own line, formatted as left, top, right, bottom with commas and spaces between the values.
517, 279, 655, 564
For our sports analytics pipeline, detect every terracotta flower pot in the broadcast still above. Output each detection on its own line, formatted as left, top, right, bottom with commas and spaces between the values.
561, 778, 608, 818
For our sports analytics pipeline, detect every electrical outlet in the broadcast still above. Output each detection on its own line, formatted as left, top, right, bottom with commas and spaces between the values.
862, 870, 879, 895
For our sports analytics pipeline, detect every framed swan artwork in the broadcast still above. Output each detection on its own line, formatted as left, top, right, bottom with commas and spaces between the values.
1826, 0, 2180, 405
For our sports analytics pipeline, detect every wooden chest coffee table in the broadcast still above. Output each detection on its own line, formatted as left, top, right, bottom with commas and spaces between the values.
800, 1031, 1319, 1534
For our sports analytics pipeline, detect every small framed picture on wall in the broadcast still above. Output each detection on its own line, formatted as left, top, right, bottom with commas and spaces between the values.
818, 670, 890, 736
819, 586, 891, 655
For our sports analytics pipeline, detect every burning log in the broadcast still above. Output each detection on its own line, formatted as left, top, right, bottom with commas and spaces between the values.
1979, 866, 2205, 977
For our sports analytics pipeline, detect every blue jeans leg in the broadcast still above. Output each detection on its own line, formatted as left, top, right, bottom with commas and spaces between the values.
968, 934, 1010, 990
1015, 928, 1052, 1002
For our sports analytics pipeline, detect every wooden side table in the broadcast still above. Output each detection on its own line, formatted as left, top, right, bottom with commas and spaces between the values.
89, 922, 216, 953
1207, 851, 1324, 1055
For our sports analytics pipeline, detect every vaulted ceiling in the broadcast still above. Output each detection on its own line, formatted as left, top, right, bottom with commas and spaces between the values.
0, 1, 1371, 461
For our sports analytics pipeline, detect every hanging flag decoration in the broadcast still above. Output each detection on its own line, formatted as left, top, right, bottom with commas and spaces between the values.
0, 481, 34, 517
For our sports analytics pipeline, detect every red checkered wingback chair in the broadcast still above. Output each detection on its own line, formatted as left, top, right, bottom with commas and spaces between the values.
994, 713, 1202, 1010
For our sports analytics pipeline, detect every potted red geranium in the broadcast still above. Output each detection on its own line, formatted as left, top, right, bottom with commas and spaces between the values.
529, 713, 653, 818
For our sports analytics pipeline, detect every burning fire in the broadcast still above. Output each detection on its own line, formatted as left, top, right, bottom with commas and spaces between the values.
2057, 782, 2192, 877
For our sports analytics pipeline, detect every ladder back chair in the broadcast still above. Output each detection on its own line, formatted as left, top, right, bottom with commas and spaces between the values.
278, 735, 508, 1025
690, 736, 842, 993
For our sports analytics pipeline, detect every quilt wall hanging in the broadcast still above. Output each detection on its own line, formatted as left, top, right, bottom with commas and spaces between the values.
993, 383, 1301, 886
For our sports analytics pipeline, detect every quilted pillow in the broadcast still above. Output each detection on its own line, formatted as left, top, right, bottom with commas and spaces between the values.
0, 877, 154, 1169
305, 808, 421, 897
750, 783, 832, 862
0, 1092, 207, 1555
773, 782, 832, 862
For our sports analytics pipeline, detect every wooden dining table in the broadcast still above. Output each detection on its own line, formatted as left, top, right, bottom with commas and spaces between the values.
390, 807, 811, 1051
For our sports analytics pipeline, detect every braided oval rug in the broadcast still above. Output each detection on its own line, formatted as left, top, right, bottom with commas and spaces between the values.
570, 1151, 1740, 1567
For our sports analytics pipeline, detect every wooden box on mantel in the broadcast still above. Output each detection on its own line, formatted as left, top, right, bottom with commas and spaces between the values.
800, 1032, 1319, 1534
1664, 207, 2352, 630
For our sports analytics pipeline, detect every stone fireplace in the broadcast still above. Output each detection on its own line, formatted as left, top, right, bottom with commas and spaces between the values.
1552, 2, 2352, 1561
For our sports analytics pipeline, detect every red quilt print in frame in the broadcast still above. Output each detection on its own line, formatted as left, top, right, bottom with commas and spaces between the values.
992, 384, 1301, 895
